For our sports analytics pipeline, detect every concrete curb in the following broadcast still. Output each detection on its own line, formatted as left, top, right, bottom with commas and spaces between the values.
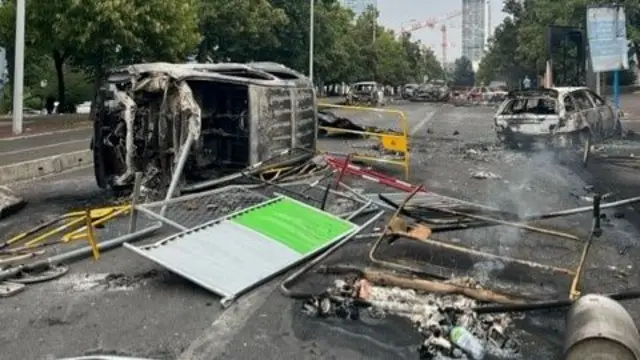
0, 149, 93, 185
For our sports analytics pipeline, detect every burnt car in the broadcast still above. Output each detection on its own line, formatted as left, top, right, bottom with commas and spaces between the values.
494, 87, 622, 157
486, 87, 508, 102
410, 80, 450, 102
402, 83, 419, 99
345, 81, 385, 106
466, 86, 489, 102
92, 62, 316, 191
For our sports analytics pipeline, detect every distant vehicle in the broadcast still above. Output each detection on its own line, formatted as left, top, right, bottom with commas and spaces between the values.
345, 81, 385, 106
494, 87, 622, 163
410, 81, 450, 102
76, 101, 92, 114
487, 87, 508, 102
466, 86, 489, 102
402, 83, 419, 99
488, 80, 507, 89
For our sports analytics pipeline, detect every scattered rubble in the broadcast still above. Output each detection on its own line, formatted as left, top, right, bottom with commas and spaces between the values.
317, 110, 400, 137
50, 270, 162, 293
0, 186, 26, 220
302, 276, 521, 359
470, 171, 502, 180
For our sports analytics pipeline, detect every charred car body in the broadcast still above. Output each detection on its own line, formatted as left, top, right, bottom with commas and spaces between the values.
345, 81, 385, 106
410, 80, 450, 102
92, 62, 316, 191
494, 87, 621, 148
401, 83, 419, 99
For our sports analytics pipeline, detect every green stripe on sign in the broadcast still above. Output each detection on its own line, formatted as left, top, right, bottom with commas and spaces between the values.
230, 197, 356, 254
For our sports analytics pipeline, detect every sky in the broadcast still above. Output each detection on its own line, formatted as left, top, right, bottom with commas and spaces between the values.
376, 0, 507, 61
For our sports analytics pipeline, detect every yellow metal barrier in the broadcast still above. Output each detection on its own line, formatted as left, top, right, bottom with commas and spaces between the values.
318, 103, 411, 179
0, 205, 130, 266
9, 205, 131, 248
62, 206, 131, 242
84, 209, 100, 260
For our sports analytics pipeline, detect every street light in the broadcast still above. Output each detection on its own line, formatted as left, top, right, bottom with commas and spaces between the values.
309, 0, 314, 82
12, 0, 25, 135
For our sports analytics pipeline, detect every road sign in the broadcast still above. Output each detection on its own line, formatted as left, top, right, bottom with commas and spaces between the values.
587, 6, 629, 72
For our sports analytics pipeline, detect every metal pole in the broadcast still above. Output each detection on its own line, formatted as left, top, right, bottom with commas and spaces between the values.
160, 133, 194, 216
309, 0, 314, 82
614, 70, 620, 109
128, 172, 143, 233
12, 0, 25, 135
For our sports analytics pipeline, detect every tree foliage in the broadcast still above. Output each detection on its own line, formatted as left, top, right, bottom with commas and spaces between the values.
0, 0, 442, 112
478, 0, 640, 88
452, 57, 475, 86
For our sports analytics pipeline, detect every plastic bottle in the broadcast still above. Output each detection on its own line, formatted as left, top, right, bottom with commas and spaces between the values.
449, 326, 486, 360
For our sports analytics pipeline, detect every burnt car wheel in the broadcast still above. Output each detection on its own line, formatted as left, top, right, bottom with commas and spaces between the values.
571, 129, 591, 167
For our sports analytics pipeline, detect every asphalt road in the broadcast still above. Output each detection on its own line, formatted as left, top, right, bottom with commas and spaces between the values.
0, 127, 92, 167
1, 102, 640, 359
181, 104, 640, 360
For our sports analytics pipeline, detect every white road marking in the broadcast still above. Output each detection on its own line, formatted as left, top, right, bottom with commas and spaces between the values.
179, 282, 278, 360
410, 107, 442, 135
0, 126, 91, 141
0, 139, 87, 156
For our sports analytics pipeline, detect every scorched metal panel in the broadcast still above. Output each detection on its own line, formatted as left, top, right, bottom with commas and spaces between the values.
125, 221, 301, 302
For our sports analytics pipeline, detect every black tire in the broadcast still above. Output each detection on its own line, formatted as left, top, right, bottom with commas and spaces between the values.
614, 119, 624, 138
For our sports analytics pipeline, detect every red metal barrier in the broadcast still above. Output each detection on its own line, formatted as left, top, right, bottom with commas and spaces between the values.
325, 155, 424, 193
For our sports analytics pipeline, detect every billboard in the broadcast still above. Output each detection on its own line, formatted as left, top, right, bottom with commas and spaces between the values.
586, 6, 629, 72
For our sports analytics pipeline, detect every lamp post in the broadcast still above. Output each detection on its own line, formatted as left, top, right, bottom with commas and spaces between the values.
309, 0, 314, 83
12, 0, 25, 135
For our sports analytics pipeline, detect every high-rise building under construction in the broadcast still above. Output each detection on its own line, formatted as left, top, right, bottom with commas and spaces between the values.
462, 0, 490, 70
341, 0, 377, 17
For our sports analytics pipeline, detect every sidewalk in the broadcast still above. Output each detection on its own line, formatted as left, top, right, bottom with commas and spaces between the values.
0, 114, 90, 139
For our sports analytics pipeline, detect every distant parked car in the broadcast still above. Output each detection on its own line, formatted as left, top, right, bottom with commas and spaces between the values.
410, 80, 450, 102
345, 81, 385, 106
76, 101, 92, 114
402, 83, 419, 99
494, 87, 622, 164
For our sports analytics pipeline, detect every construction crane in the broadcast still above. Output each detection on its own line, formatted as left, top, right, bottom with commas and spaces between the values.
400, 10, 462, 65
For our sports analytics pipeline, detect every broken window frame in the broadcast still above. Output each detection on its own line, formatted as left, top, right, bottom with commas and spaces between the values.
563, 95, 577, 113
585, 90, 606, 107
498, 96, 559, 115
571, 90, 596, 111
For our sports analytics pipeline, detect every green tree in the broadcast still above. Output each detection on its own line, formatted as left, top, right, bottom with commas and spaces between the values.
452, 57, 475, 86
197, 0, 287, 62
66, 0, 201, 97
399, 34, 444, 83
481, 0, 640, 87
476, 18, 525, 87
0, 0, 200, 112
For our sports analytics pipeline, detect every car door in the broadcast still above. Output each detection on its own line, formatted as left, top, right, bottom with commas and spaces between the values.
570, 90, 602, 139
585, 90, 616, 137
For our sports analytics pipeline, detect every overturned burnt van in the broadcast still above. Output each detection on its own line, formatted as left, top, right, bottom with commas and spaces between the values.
92, 62, 316, 191
494, 87, 622, 149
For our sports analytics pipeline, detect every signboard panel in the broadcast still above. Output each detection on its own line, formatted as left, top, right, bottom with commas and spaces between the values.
587, 6, 628, 72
